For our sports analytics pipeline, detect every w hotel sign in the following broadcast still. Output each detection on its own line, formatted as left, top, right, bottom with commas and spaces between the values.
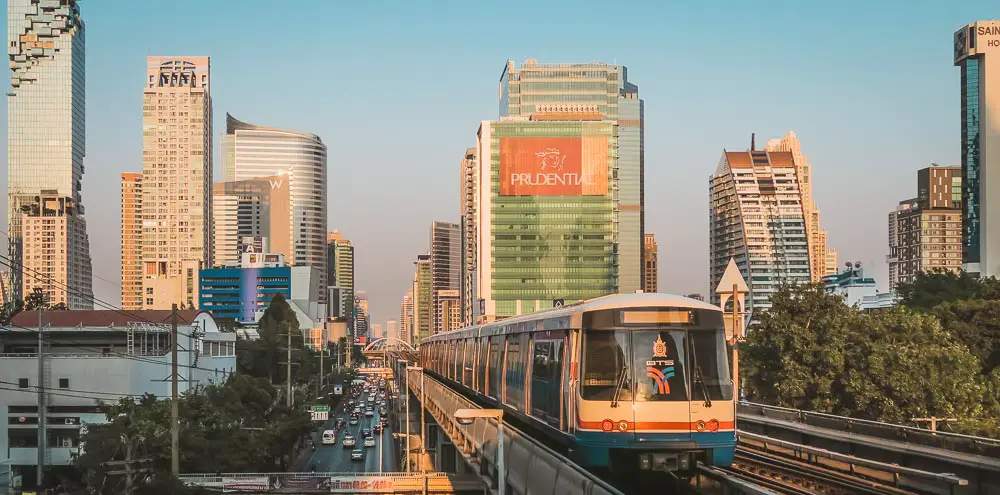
955, 21, 1000, 64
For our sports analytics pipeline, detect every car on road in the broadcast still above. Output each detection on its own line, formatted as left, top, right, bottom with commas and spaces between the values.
362, 428, 371, 437
349, 417, 359, 425
372, 423, 382, 434
335, 417, 345, 429
342, 435, 356, 448
365, 408, 374, 417
379, 407, 386, 416
351, 449, 364, 461
364, 436, 376, 448
321, 430, 337, 445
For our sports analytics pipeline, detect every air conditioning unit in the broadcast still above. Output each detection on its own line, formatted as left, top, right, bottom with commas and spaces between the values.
61, 438, 72, 448
64, 418, 76, 425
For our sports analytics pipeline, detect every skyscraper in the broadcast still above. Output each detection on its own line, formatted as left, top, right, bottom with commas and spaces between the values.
887, 166, 963, 290
955, 21, 1000, 276
643, 233, 658, 293
211, 176, 290, 267
8, 0, 92, 306
354, 291, 369, 337
141, 56, 212, 309
223, 114, 327, 300
121, 173, 143, 309
430, 221, 461, 333
399, 289, 413, 345
476, 108, 616, 320
386, 320, 399, 342
709, 138, 811, 313
499, 59, 644, 293
370, 323, 382, 340
765, 131, 837, 280
459, 147, 478, 326
413, 255, 432, 343
327, 232, 355, 334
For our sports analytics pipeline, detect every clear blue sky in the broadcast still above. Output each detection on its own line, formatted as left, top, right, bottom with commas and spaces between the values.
1, 0, 992, 325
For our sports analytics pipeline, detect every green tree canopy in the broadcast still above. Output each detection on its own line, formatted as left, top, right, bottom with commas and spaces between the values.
896, 270, 1000, 311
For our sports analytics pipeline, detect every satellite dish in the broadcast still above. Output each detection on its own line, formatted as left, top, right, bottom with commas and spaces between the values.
854, 261, 862, 269
845, 262, 852, 269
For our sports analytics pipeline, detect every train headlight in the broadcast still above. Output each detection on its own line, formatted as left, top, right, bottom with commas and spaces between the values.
601, 420, 614, 432
707, 419, 720, 432
695, 420, 706, 432
618, 420, 629, 432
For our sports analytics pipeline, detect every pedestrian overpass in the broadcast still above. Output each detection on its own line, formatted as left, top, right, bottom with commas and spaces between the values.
179, 472, 483, 493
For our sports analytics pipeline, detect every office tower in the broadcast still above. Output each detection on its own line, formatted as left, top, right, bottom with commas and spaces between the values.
355, 291, 369, 337
430, 221, 461, 332
121, 173, 143, 309
459, 147, 478, 325
643, 234, 658, 292
413, 255, 432, 343
499, 59, 644, 294
141, 56, 212, 309
21, 193, 93, 309
709, 137, 811, 313
327, 232, 355, 333
223, 114, 327, 299
212, 176, 290, 266
436, 289, 462, 333
887, 166, 963, 290
476, 108, 616, 320
370, 323, 382, 340
8, 0, 92, 305
955, 22, 1000, 276
400, 289, 413, 345
765, 131, 837, 280
386, 320, 399, 342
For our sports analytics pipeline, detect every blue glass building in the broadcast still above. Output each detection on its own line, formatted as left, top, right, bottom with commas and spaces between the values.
199, 266, 292, 323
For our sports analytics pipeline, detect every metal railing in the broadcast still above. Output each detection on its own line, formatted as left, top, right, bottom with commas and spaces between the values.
179, 472, 482, 493
406, 368, 624, 495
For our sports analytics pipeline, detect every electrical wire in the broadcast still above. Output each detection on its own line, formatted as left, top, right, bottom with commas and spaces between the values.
0, 379, 168, 401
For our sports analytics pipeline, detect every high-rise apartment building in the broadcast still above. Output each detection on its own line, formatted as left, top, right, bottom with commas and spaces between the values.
643, 233, 658, 292
765, 131, 837, 280
430, 221, 461, 333
709, 139, 811, 313
436, 289, 462, 333
21, 193, 93, 309
476, 108, 616, 320
355, 291, 369, 337
955, 21, 1000, 276
459, 147, 478, 325
8, 0, 92, 305
212, 176, 290, 267
498, 59, 644, 294
887, 166, 963, 290
223, 114, 327, 300
370, 323, 382, 340
413, 255, 432, 343
386, 320, 399, 342
399, 289, 413, 345
140, 56, 212, 309
327, 232, 355, 334
121, 173, 143, 309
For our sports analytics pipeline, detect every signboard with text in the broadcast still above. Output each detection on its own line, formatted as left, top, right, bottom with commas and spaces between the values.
499, 136, 608, 196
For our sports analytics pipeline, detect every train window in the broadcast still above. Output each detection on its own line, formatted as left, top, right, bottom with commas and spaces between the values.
633, 331, 689, 402
488, 337, 502, 399
504, 334, 526, 410
581, 332, 632, 401
689, 330, 733, 401
531, 333, 564, 428
478, 337, 489, 393
456, 340, 465, 385
464, 338, 475, 386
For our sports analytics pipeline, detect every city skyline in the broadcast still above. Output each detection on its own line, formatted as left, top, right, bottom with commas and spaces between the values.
1, 0, 994, 324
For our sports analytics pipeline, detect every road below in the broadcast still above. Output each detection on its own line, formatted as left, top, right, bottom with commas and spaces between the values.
297, 393, 397, 473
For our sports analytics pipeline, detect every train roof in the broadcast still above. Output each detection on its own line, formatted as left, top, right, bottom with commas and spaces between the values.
421, 293, 720, 344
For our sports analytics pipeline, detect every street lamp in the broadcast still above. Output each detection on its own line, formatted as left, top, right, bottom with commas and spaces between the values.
405, 365, 425, 473
454, 408, 505, 495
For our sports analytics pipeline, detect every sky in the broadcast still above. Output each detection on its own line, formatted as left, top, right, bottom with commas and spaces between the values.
1, 0, 993, 326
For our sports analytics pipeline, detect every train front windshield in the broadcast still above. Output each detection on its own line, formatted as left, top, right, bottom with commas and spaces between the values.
581, 310, 733, 403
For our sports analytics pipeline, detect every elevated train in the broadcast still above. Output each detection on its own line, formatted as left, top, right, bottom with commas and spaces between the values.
419, 293, 736, 475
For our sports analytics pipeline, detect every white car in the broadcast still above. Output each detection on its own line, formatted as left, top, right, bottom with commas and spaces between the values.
365, 409, 374, 417
321, 430, 336, 445
364, 436, 376, 448
342, 435, 356, 448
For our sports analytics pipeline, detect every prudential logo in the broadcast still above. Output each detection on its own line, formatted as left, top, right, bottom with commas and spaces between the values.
535, 148, 567, 172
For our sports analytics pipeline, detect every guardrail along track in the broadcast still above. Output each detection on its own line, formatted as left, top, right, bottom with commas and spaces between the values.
729, 448, 919, 495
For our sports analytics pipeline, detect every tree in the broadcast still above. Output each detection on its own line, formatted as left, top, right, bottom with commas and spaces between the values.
933, 299, 1000, 374
896, 270, 1000, 311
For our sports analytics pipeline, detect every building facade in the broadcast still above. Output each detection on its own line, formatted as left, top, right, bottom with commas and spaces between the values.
822, 265, 897, 310
709, 141, 811, 313
765, 131, 837, 280
385, 320, 399, 342
887, 166, 963, 290
211, 176, 291, 267
0, 310, 234, 483
498, 59, 644, 294
413, 255, 432, 343
223, 114, 327, 299
8, 0, 92, 305
430, 221, 461, 333
121, 173, 143, 309
141, 56, 212, 309
354, 291, 369, 337
399, 289, 413, 345
643, 233, 658, 292
459, 148, 478, 325
955, 21, 1000, 277
20, 193, 93, 309
436, 289, 462, 333
476, 111, 617, 320
327, 232, 355, 333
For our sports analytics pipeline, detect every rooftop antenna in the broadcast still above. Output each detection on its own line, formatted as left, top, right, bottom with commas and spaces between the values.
750, 133, 756, 151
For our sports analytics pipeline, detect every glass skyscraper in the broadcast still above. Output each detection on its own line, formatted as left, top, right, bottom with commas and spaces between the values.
955, 21, 1000, 276
7, 0, 93, 306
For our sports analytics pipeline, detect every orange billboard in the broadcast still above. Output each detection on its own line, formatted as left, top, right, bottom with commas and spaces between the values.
499, 137, 608, 196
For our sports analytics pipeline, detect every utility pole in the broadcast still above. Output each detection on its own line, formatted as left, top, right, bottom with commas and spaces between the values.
319, 344, 325, 393
36, 293, 45, 488
286, 328, 293, 408
171, 304, 180, 477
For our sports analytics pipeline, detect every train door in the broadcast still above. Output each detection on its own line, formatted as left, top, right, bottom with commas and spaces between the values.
631, 330, 692, 441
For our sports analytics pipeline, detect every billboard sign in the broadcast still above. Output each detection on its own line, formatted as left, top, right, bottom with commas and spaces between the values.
499, 137, 608, 196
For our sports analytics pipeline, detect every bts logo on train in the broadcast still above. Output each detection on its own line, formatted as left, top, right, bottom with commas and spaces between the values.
645, 335, 675, 395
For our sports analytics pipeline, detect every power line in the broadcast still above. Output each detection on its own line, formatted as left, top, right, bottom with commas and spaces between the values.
0, 379, 169, 401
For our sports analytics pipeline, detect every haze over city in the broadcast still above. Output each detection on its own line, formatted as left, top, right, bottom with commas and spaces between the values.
2, 0, 993, 324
